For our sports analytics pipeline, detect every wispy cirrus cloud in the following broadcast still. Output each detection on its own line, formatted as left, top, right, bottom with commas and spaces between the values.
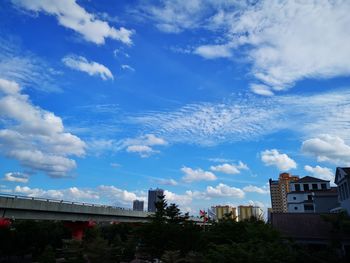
12, 0, 133, 45
0, 38, 61, 92
127, 89, 350, 146
142, 0, 350, 94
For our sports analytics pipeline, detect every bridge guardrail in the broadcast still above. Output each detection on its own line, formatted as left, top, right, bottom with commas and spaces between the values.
0, 193, 134, 211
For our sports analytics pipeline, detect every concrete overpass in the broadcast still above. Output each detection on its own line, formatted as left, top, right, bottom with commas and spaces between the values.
0, 193, 151, 223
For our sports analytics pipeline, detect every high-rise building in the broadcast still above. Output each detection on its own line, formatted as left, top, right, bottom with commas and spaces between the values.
269, 173, 299, 213
238, 205, 264, 221
133, 200, 144, 211
148, 188, 164, 212
211, 205, 237, 221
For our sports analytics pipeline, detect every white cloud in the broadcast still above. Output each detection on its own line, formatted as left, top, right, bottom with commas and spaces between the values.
155, 178, 178, 186
126, 145, 155, 158
302, 134, 350, 165
210, 161, 248, 175
121, 64, 135, 72
0, 38, 61, 92
304, 165, 335, 183
181, 166, 217, 183
120, 134, 168, 157
164, 190, 192, 205
143, 0, 350, 93
3, 172, 29, 183
0, 78, 85, 177
127, 89, 350, 146
97, 185, 145, 205
243, 185, 269, 195
62, 55, 113, 80
206, 183, 245, 199
250, 84, 274, 96
12, 0, 133, 45
261, 149, 297, 171
193, 44, 231, 59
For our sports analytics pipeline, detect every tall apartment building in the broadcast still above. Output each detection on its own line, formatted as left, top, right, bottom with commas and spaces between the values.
147, 188, 164, 212
211, 205, 237, 221
269, 173, 299, 212
133, 200, 144, 211
238, 205, 264, 221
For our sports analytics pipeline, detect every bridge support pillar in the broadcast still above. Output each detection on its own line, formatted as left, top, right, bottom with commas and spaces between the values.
0, 218, 11, 228
64, 221, 96, 241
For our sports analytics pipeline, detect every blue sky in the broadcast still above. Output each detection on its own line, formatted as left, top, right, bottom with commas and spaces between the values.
1, 0, 350, 214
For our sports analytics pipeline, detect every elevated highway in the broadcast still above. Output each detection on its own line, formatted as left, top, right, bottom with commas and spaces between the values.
0, 193, 151, 223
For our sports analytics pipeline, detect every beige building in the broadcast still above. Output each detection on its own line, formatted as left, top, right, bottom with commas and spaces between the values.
238, 205, 264, 221
269, 173, 299, 213
212, 205, 237, 221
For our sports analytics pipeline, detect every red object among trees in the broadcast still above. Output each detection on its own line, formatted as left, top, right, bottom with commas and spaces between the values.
64, 220, 96, 241
0, 218, 11, 228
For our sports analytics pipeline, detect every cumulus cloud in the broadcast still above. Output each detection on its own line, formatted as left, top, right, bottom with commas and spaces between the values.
261, 149, 297, 171
62, 55, 113, 80
12, 0, 133, 45
0, 78, 85, 177
304, 165, 335, 183
181, 166, 217, 183
97, 185, 145, 205
143, 0, 350, 94
120, 134, 168, 157
3, 172, 29, 183
206, 183, 245, 199
243, 185, 269, 195
302, 134, 350, 165
210, 161, 248, 175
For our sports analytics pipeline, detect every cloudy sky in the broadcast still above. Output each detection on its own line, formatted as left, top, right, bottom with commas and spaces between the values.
1, 0, 350, 214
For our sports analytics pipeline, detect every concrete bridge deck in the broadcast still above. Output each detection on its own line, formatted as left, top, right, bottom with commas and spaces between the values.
0, 193, 151, 222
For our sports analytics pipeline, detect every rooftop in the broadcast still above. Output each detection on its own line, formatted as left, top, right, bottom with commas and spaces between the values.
295, 176, 329, 183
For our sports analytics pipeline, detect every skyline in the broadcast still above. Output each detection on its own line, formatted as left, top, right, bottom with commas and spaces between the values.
1, 0, 350, 214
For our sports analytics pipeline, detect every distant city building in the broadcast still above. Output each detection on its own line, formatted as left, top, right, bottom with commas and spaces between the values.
335, 167, 350, 214
133, 200, 144, 211
269, 173, 299, 212
267, 208, 273, 223
211, 205, 237, 221
147, 188, 164, 212
287, 176, 339, 213
238, 205, 263, 221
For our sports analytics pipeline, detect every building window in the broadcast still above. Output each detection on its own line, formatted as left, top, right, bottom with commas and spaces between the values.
295, 184, 300, 191
293, 197, 296, 200
321, 183, 326, 190
294, 207, 298, 210
312, 184, 318, 190
304, 184, 309, 191
307, 195, 312, 201
304, 204, 314, 211
344, 182, 349, 199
